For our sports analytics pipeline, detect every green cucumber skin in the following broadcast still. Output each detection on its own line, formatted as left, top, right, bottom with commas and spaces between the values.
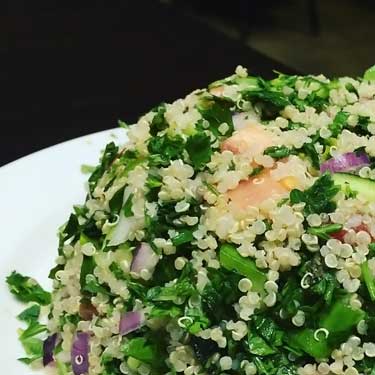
332, 173, 375, 201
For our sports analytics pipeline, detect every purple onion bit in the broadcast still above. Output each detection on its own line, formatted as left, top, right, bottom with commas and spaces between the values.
71, 332, 89, 375
43, 333, 58, 366
130, 242, 159, 274
320, 151, 370, 174
119, 311, 144, 336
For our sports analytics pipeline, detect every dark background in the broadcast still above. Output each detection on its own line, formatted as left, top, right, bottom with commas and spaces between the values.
1, 0, 374, 166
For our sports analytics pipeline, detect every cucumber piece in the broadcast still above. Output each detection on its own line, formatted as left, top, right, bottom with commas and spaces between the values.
332, 173, 375, 202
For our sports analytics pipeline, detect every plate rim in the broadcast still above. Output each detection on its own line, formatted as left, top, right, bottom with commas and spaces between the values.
1, 128, 119, 171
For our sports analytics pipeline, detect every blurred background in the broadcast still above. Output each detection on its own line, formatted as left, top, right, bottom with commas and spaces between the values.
1, 0, 374, 166
171, 0, 374, 77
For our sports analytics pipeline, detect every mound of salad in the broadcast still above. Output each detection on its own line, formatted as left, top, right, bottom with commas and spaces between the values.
7, 65, 375, 375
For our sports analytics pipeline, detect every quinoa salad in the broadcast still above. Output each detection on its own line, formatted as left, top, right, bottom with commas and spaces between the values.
6, 65, 375, 375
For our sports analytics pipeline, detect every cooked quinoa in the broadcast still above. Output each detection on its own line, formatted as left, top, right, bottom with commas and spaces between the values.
7, 65, 375, 375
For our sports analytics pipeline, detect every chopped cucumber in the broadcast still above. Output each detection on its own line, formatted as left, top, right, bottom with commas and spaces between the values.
333, 173, 375, 202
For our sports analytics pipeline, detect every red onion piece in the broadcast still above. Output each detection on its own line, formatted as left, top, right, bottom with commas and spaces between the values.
43, 333, 58, 366
119, 311, 144, 336
130, 242, 159, 274
71, 332, 89, 375
320, 152, 370, 174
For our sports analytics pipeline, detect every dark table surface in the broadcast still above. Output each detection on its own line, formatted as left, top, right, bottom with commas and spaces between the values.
1, 0, 298, 167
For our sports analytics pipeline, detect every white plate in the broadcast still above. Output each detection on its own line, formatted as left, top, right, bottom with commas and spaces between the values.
0, 128, 127, 374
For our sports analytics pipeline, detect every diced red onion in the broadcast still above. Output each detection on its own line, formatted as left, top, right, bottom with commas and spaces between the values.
43, 333, 58, 366
119, 310, 144, 336
320, 152, 370, 174
71, 332, 89, 375
130, 242, 159, 274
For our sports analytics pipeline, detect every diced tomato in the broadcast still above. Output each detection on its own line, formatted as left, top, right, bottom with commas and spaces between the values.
226, 169, 290, 210
221, 123, 277, 156
330, 229, 348, 242
330, 223, 373, 241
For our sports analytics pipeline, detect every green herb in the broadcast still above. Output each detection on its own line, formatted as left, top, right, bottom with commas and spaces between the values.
118, 150, 144, 175
361, 261, 375, 301
247, 334, 277, 356
253, 354, 298, 375
88, 142, 119, 193
80, 164, 96, 174
301, 141, 320, 169
18, 304, 41, 323
307, 223, 343, 240
63, 213, 80, 241
6, 271, 51, 305
146, 174, 162, 189
290, 173, 339, 215
201, 268, 241, 323
287, 328, 330, 359
243, 83, 290, 108
109, 186, 125, 214
56, 360, 69, 375
147, 278, 195, 302
252, 315, 284, 347
182, 305, 211, 334
118, 119, 129, 129
80, 255, 96, 292
123, 193, 134, 217
149, 304, 182, 319
186, 132, 212, 169
250, 166, 264, 177
199, 100, 234, 137
149, 104, 168, 136
264, 145, 292, 159
83, 276, 113, 296
320, 298, 365, 336
122, 336, 166, 370
202, 181, 219, 196
17, 318, 47, 364
171, 229, 194, 246
109, 262, 127, 280
20, 320, 47, 341
329, 111, 349, 138
148, 135, 185, 166
310, 272, 338, 305
219, 244, 266, 293
122, 337, 158, 364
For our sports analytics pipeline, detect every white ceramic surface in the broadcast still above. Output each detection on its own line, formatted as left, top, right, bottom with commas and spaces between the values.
0, 128, 127, 374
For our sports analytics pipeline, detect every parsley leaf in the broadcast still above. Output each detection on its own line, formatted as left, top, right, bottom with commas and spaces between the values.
80, 255, 96, 293
186, 132, 212, 169
18, 304, 41, 323
147, 278, 195, 302
109, 186, 125, 214
6, 272, 51, 305
290, 173, 339, 215
171, 228, 195, 246
88, 142, 119, 193
219, 244, 266, 293
329, 111, 349, 137
149, 103, 168, 136
148, 135, 185, 166
264, 145, 292, 159
122, 337, 159, 365
199, 99, 234, 137
123, 193, 134, 217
